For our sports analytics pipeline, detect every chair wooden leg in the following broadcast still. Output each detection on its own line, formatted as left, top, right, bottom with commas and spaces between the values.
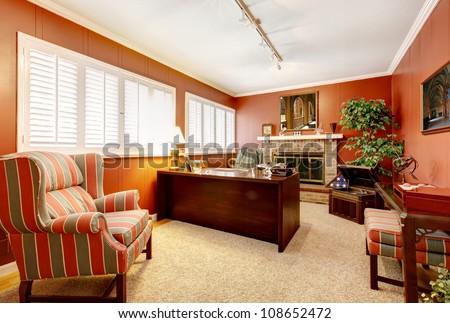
145, 235, 152, 259
19, 280, 33, 303
116, 273, 126, 303
370, 254, 379, 290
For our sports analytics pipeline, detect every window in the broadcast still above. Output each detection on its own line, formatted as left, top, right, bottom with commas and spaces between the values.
186, 93, 235, 153
18, 32, 175, 156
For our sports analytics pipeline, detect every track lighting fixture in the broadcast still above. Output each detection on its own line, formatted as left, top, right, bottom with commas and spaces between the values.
234, 0, 282, 70
238, 9, 251, 27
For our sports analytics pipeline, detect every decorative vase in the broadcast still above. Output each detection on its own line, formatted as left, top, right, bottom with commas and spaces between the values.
330, 122, 337, 133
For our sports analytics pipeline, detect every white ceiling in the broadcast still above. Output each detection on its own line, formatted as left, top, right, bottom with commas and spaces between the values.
29, 0, 437, 96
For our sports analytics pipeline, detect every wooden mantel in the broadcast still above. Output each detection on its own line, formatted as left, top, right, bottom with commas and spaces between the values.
257, 134, 343, 141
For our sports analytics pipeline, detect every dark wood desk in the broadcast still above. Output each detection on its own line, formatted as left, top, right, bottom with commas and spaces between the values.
157, 169, 300, 252
375, 183, 450, 302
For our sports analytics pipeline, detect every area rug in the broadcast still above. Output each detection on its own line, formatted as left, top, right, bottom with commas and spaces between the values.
0, 202, 404, 302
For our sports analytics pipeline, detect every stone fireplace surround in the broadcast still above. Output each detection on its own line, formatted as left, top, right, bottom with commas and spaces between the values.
257, 133, 344, 204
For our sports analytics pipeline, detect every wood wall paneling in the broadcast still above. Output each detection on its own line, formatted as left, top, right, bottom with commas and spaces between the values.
41, 9, 84, 52
121, 47, 148, 77
0, 0, 37, 155
392, 0, 450, 188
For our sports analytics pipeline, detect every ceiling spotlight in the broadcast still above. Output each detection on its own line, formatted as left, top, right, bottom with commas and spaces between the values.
239, 9, 251, 27
276, 60, 281, 70
259, 37, 268, 50
270, 52, 275, 61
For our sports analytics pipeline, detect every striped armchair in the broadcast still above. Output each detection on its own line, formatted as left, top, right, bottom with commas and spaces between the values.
0, 152, 152, 302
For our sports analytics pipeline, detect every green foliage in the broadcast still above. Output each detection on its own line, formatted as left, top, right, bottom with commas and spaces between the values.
339, 97, 404, 176
422, 266, 450, 303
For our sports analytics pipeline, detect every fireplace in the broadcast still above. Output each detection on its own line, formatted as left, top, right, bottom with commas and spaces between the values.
273, 152, 325, 184
257, 133, 343, 185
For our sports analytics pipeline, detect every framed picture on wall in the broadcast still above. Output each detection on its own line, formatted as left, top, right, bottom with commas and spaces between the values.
421, 61, 450, 134
262, 124, 273, 136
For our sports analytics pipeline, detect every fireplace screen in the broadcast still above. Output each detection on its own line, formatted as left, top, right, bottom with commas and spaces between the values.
274, 152, 324, 184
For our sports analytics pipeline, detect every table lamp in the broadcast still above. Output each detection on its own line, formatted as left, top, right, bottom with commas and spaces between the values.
169, 127, 186, 171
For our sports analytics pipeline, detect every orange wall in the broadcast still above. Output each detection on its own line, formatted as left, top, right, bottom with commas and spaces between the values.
392, 0, 450, 187
0, 0, 234, 212
235, 76, 393, 167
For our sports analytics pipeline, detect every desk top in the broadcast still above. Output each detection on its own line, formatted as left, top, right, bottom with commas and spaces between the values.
157, 168, 299, 184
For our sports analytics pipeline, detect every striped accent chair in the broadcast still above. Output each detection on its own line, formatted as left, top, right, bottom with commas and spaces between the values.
0, 151, 152, 302
364, 208, 450, 290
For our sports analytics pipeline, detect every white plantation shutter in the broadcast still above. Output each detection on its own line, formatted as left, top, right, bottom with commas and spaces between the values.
105, 74, 119, 144
85, 68, 105, 147
28, 49, 79, 146
18, 32, 175, 154
150, 88, 174, 146
85, 68, 119, 147
138, 83, 151, 144
188, 99, 202, 145
124, 80, 139, 143
215, 109, 225, 148
185, 93, 235, 152
225, 110, 235, 150
57, 59, 78, 145
203, 104, 214, 146
28, 48, 57, 144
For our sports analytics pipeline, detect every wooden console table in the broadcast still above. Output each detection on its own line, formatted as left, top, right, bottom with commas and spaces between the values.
375, 183, 450, 302
157, 169, 300, 252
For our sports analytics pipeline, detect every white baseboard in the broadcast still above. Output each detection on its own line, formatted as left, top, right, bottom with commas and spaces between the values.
0, 262, 18, 277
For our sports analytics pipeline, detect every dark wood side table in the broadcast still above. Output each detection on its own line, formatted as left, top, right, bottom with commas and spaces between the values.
375, 183, 450, 302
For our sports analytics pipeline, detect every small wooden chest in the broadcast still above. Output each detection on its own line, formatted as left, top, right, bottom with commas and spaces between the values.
327, 165, 379, 224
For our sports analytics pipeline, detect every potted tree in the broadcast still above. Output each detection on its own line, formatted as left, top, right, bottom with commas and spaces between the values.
422, 265, 450, 303
339, 97, 404, 176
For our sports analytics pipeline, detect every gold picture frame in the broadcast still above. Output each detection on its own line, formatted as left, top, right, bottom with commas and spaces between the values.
262, 124, 273, 136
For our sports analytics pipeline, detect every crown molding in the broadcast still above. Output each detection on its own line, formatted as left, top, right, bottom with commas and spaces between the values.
388, 0, 440, 74
234, 71, 391, 97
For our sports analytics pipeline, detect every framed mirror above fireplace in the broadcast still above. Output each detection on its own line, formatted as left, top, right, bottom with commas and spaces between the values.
280, 91, 318, 131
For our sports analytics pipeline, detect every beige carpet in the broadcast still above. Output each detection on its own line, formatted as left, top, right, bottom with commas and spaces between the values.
0, 202, 405, 302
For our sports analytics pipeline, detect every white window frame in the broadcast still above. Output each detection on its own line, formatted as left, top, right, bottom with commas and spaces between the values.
17, 32, 176, 156
185, 93, 235, 155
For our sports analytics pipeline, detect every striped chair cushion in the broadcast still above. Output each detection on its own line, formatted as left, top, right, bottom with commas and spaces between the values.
23, 151, 84, 192
105, 210, 149, 246
46, 186, 97, 218
365, 208, 450, 254
366, 238, 450, 268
